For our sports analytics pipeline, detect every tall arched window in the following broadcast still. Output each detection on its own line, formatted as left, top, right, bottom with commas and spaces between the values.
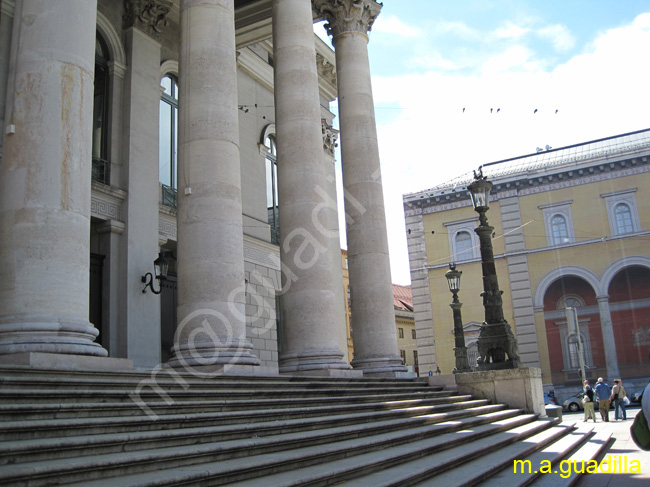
92, 33, 110, 184
265, 134, 279, 244
160, 74, 179, 206
455, 231, 473, 261
614, 203, 634, 235
551, 215, 570, 245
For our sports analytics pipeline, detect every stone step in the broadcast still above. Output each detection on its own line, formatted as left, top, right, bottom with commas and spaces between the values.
0, 385, 437, 404
0, 410, 530, 487
0, 372, 432, 392
0, 403, 506, 465
330, 417, 559, 487
412, 421, 576, 486
0, 397, 489, 441
54, 412, 537, 487
0, 390, 461, 421
527, 430, 613, 487
475, 424, 595, 486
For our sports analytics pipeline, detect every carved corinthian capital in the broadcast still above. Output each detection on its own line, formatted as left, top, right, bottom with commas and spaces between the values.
124, 0, 173, 37
313, 0, 382, 39
321, 119, 340, 158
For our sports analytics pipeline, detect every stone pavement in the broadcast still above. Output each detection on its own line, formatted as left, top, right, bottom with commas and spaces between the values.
565, 407, 650, 486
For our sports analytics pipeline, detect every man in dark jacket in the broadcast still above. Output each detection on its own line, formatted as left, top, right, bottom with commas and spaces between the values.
595, 377, 611, 422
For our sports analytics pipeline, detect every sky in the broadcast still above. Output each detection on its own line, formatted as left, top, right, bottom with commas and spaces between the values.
316, 0, 650, 286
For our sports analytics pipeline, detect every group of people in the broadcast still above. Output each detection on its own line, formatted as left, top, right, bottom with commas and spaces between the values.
581, 377, 627, 422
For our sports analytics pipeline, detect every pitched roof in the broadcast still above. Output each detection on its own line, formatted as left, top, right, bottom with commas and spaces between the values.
393, 284, 413, 311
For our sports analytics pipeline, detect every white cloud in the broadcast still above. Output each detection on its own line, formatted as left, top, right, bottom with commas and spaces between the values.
494, 22, 530, 40
373, 14, 422, 38
537, 24, 576, 52
434, 21, 481, 40
361, 12, 650, 285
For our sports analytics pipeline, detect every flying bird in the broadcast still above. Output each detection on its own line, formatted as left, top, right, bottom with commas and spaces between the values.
534, 109, 538, 114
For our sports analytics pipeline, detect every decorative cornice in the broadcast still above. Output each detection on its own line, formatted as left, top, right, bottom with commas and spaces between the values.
123, 0, 173, 38
313, 0, 382, 40
316, 51, 337, 86
321, 119, 339, 157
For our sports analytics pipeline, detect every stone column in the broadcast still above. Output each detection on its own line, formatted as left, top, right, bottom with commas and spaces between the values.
0, 0, 107, 358
321, 119, 349, 362
272, 0, 350, 373
314, 0, 406, 375
168, 0, 259, 370
596, 296, 620, 378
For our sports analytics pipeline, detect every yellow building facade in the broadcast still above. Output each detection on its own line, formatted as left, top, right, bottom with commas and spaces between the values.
404, 129, 650, 398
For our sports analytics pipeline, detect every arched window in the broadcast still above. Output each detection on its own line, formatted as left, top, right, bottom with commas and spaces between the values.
551, 214, 570, 245
265, 134, 279, 244
92, 33, 110, 184
455, 231, 473, 261
159, 74, 179, 206
614, 203, 634, 235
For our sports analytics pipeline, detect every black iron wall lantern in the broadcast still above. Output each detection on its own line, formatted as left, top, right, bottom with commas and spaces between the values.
141, 252, 169, 294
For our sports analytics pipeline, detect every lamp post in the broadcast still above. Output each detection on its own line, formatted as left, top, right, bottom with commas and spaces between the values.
467, 168, 520, 370
445, 263, 472, 373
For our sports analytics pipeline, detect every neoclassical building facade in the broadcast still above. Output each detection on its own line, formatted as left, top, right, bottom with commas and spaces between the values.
0, 0, 406, 377
404, 129, 650, 396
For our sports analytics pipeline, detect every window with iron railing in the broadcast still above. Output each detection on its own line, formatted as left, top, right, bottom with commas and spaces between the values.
91, 157, 110, 185
162, 184, 177, 209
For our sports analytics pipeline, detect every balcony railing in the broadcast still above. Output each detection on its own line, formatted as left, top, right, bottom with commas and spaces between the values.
91, 157, 110, 185
162, 184, 177, 209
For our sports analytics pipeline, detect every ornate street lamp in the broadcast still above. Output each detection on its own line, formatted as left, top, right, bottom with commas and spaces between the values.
445, 263, 472, 374
467, 168, 520, 370
141, 252, 170, 294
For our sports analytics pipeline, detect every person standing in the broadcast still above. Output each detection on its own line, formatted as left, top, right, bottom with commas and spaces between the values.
583, 385, 596, 422
611, 378, 627, 420
595, 377, 611, 422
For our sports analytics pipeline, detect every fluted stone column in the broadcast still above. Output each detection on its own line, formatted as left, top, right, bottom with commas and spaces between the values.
272, 0, 350, 373
314, 0, 406, 375
596, 296, 620, 378
168, 0, 259, 370
0, 0, 107, 358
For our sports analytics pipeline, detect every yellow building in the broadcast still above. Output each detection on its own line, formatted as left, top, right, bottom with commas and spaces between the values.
341, 250, 417, 371
404, 129, 650, 398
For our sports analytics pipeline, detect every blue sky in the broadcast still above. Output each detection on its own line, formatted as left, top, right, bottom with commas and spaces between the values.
318, 1, 650, 285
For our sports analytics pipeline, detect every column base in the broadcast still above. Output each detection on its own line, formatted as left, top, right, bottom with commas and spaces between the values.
167, 338, 261, 374
279, 349, 351, 373
351, 356, 409, 377
0, 352, 132, 371
0, 319, 107, 357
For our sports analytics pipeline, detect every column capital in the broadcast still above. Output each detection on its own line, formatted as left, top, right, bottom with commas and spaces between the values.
123, 0, 173, 38
313, 0, 382, 40
321, 119, 339, 158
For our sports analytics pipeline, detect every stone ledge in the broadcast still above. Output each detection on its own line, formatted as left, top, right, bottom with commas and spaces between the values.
431, 367, 545, 416
0, 352, 134, 372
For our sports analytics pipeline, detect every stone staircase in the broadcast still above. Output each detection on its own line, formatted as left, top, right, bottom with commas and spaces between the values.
0, 366, 612, 486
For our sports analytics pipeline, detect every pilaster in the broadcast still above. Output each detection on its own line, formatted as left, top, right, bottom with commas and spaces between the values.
596, 295, 620, 379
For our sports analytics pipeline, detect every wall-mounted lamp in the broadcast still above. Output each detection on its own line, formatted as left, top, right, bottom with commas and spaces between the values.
141, 252, 169, 294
